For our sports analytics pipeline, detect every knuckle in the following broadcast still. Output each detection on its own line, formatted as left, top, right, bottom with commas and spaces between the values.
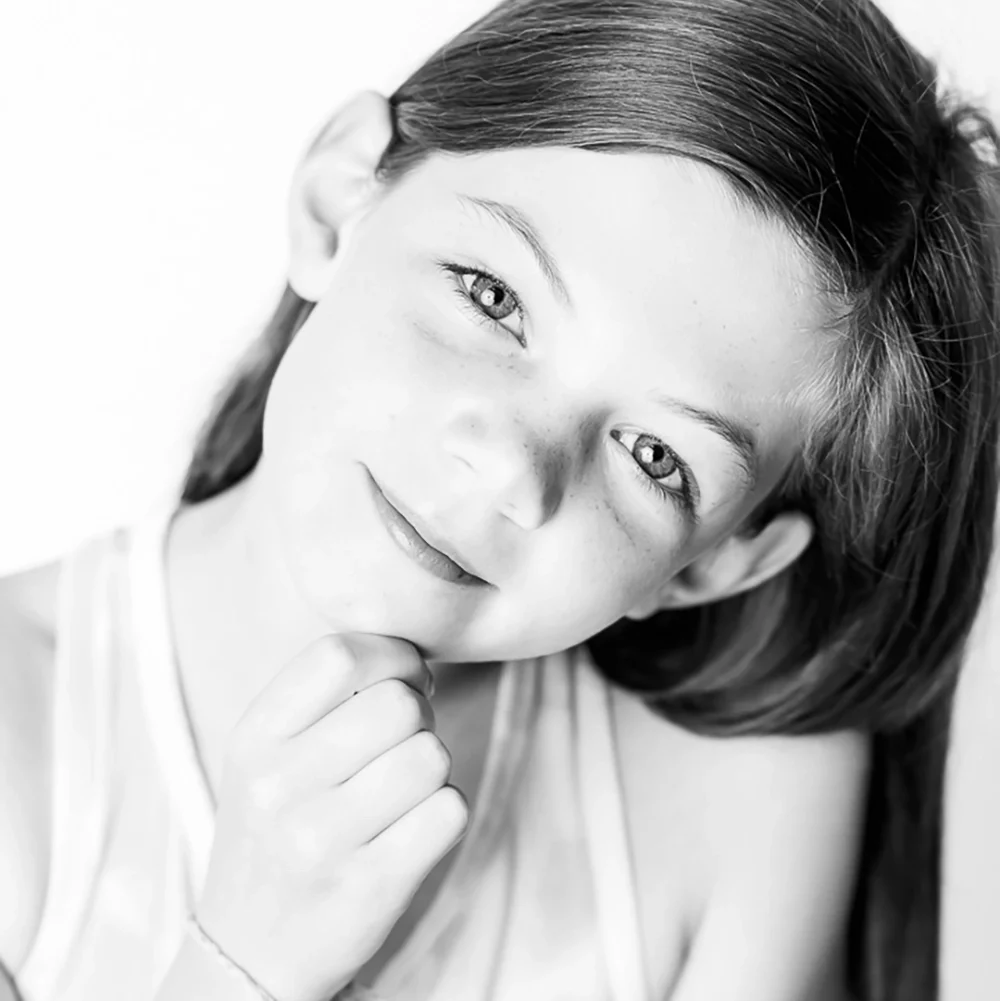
377, 634, 422, 666
400, 644, 429, 678
410, 731, 451, 783
318, 633, 360, 673
367, 860, 413, 909
376, 638, 429, 692
378, 679, 423, 730
433, 785, 471, 833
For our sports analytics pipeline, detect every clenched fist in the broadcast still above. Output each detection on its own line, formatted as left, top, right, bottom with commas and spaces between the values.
193, 633, 469, 1001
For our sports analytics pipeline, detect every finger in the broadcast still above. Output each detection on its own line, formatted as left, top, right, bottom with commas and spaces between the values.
364, 786, 470, 888
238, 633, 430, 742
281, 679, 436, 788
334, 730, 453, 843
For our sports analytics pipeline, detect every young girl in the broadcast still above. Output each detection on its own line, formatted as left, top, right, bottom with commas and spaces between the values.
2, 1, 998, 999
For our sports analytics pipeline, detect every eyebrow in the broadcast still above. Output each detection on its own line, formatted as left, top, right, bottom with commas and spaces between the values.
651, 394, 759, 490
456, 194, 573, 308
456, 193, 758, 491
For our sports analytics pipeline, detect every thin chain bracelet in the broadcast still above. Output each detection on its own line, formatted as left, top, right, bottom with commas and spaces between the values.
186, 915, 386, 1001
185, 915, 279, 1001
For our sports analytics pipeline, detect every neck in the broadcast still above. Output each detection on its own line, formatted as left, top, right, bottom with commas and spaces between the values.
169, 474, 323, 674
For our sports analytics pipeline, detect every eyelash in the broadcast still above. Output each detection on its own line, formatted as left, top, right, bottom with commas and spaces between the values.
625, 444, 699, 523
436, 259, 699, 522
437, 261, 528, 348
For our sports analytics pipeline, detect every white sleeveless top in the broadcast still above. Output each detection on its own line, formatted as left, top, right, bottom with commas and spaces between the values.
16, 505, 652, 1000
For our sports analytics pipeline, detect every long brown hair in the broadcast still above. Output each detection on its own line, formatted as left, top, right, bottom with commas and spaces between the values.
181, 2, 1000, 997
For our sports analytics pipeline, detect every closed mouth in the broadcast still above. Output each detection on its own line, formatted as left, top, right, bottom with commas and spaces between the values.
365, 467, 490, 587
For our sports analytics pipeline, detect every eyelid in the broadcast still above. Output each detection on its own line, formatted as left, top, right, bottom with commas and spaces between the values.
436, 259, 529, 346
611, 428, 701, 522
434, 257, 701, 522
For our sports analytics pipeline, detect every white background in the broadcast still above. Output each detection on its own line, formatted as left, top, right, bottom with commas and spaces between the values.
2, 4, 1000, 985
1, 0, 998, 573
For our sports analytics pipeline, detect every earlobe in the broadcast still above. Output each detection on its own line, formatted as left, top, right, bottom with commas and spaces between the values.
625, 511, 814, 617
287, 90, 394, 302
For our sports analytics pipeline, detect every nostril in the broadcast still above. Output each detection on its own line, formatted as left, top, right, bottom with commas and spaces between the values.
441, 404, 566, 528
499, 466, 564, 531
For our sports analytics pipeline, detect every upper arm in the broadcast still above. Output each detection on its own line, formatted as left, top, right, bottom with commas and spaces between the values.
670, 729, 870, 1001
0, 595, 54, 975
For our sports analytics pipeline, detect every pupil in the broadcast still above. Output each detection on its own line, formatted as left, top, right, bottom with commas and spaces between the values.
635, 435, 675, 477
470, 273, 517, 321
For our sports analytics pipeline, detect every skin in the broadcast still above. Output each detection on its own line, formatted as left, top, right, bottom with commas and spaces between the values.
160, 91, 833, 807
177, 95, 827, 660
152, 93, 848, 996
265, 146, 825, 659
1, 93, 869, 1001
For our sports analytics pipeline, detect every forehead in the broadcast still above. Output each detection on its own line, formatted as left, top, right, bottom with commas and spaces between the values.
383, 146, 832, 475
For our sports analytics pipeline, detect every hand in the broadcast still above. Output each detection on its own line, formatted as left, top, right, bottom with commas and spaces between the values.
194, 633, 469, 1001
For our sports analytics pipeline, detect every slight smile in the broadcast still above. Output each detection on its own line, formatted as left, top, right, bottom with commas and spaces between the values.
364, 466, 492, 588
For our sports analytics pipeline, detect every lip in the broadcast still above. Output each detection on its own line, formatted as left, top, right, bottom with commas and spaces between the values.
364, 468, 490, 588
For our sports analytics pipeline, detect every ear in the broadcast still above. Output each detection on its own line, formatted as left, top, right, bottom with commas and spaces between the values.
624, 511, 814, 619
287, 90, 395, 302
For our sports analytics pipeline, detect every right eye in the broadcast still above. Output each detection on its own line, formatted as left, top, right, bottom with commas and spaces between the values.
437, 261, 528, 348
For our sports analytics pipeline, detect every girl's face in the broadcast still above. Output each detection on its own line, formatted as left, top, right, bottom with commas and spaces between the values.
257, 145, 830, 662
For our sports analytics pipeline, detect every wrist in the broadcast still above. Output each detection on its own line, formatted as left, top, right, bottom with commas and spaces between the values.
186, 916, 280, 1000
155, 925, 276, 1001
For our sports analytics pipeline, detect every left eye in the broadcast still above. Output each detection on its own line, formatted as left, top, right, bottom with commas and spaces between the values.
613, 428, 686, 492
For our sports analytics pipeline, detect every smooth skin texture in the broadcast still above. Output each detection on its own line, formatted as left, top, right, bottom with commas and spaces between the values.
196, 634, 469, 1001
0, 92, 867, 1000
264, 96, 826, 664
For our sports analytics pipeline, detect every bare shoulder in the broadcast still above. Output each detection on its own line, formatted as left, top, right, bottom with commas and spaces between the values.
614, 689, 869, 871
0, 560, 61, 973
613, 687, 869, 999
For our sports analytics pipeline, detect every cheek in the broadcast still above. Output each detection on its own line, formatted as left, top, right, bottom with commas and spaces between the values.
523, 506, 676, 626
263, 302, 414, 455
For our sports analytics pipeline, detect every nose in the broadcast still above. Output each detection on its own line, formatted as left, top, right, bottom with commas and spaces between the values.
441, 400, 568, 530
